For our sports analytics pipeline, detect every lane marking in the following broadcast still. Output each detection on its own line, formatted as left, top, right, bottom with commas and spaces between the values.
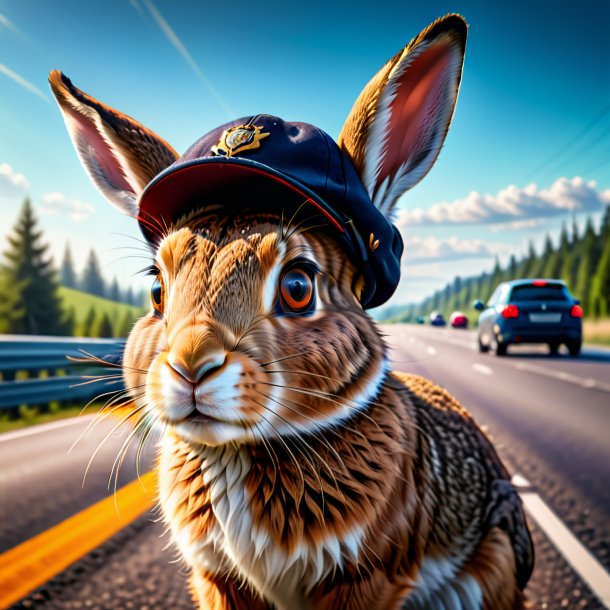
472, 363, 493, 376
512, 474, 610, 608
426, 346, 437, 356
0, 471, 157, 608
0, 416, 92, 443
510, 361, 610, 394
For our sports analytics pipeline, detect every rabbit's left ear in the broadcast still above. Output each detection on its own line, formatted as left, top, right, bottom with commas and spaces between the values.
49, 71, 178, 217
338, 14, 467, 219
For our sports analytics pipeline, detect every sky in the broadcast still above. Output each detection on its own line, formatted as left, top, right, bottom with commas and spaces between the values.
1, 0, 609, 308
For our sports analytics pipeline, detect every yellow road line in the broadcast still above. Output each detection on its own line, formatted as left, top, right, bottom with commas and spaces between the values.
0, 471, 157, 609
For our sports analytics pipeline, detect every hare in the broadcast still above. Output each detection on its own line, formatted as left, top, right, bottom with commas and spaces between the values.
50, 13, 533, 610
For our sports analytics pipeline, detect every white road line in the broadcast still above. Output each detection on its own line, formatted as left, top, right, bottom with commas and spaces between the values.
511, 361, 610, 394
426, 346, 437, 356
512, 474, 610, 608
472, 363, 493, 376
0, 416, 90, 443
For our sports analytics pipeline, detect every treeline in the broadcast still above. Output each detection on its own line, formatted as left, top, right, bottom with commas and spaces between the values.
0, 199, 143, 336
61, 244, 144, 307
72, 305, 137, 339
386, 208, 610, 323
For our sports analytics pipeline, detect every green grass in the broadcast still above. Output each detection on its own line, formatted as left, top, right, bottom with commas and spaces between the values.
59, 287, 145, 326
0, 404, 100, 434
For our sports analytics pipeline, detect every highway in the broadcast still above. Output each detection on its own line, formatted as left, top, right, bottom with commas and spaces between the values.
1, 324, 609, 609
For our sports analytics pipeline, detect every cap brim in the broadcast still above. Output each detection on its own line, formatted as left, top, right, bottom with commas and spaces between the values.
137, 156, 346, 243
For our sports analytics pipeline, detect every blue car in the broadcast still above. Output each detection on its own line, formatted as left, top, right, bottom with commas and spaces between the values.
475, 279, 582, 356
429, 311, 447, 326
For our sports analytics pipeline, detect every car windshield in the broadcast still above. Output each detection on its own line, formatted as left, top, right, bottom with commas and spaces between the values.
510, 284, 569, 301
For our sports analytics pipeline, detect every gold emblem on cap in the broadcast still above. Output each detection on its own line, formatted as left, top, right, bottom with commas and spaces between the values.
211, 124, 270, 158
369, 233, 380, 251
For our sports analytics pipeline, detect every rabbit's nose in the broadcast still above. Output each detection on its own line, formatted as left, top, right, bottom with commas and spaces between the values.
167, 352, 227, 385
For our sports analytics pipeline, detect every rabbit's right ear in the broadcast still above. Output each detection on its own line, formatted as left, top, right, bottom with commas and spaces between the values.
338, 15, 467, 220
49, 71, 179, 216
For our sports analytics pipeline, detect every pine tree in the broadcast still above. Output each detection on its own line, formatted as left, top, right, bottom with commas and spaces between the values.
508, 254, 517, 280
95, 312, 114, 338
591, 232, 610, 318
573, 219, 598, 315
82, 305, 97, 337
519, 241, 537, 278
60, 243, 77, 288
0, 267, 25, 333
117, 310, 135, 337
109, 277, 121, 302
0, 199, 69, 335
81, 250, 105, 297
125, 286, 134, 306
533, 234, 554, 278
543, 224, 568, 280
63, 306, 76, 336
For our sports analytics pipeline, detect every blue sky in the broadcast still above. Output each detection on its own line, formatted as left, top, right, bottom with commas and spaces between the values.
1, 0, 609, 306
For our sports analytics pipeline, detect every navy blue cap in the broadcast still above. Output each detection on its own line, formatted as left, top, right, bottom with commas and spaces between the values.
138, 115, 403, 309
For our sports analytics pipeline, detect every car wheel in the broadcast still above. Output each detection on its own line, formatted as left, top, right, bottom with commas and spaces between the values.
478, 336, 489, 353
549, 342, 560, 355
493, 340, 507, 356
567, 341, 581, 357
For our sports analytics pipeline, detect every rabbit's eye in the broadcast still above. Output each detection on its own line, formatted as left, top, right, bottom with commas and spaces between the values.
279, 267, 315, 314
151, 275, 164, 316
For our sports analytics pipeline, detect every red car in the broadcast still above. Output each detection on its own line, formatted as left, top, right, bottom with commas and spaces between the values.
450, 311, 469, 328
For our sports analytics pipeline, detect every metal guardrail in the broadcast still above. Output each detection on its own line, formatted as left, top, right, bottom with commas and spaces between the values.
0, 336, 126, 409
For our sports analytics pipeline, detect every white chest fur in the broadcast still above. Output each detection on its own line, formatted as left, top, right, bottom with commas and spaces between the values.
158, 436, 363, 610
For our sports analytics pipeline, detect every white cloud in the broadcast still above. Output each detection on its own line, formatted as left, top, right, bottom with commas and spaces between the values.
40, 192, 95, 221
399, 177, 610, 226
490, 218, 546, 232
0, 163, 28, 199
402, 235, 498, 265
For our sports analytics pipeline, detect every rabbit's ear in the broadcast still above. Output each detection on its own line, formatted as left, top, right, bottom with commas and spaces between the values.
49, 71, 179, 216
338, 14, 467, 219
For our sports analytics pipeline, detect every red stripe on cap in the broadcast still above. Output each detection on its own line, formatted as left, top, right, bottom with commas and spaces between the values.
139, 161, 345, 235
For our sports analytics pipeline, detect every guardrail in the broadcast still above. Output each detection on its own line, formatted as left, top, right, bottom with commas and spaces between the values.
0, 335, 126, 410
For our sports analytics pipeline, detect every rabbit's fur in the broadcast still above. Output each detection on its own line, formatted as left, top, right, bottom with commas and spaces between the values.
50, 14, 533, 610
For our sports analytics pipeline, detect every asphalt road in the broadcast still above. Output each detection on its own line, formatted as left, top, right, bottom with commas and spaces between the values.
2, 324, 610, 609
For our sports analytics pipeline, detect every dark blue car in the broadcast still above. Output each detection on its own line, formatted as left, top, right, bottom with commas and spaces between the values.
476, 279, 582, 356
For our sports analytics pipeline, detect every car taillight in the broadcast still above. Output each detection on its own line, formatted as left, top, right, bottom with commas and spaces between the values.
533, 280, 547, 286
571, 304, 583, 318
502, 304, 519, 319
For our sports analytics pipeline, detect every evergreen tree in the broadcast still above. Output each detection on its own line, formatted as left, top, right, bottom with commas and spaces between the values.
82, 305, 97, 337
60, 243, 77, 288
543, 224, 569, 279
519, 241, 537, 278
95, 312, 113, 338
117, 310, 135, 337
125, 286, 134, 306
507, 254, 518, 280
574, 219, 597, 314
591, 232, 610, 318
63, 306, 76, 336
533, 235, 554, 278
0, 267, 25, 333
82, 250, 105, 297
109, 276, 121, 302
0, 199, 68, 335
600, 205, 610, 241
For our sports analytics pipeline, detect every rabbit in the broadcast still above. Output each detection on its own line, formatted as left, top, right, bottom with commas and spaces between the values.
49, 13, 533, 610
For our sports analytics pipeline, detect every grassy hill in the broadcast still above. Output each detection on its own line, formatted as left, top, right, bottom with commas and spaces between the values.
59, 287, 146, 336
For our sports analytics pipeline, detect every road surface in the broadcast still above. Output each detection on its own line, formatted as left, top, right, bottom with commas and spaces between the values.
1, 324, 609, 609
